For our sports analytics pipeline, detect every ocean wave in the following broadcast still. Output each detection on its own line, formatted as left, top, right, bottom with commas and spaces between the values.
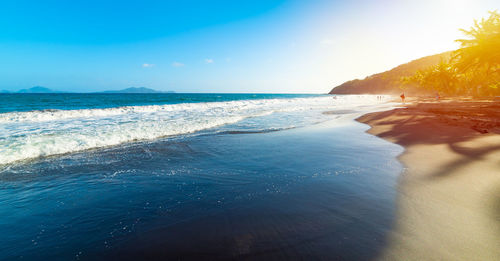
0, 98, 319, 123
0, 95, 391, 165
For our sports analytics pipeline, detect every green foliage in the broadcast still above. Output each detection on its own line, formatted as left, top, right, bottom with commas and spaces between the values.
403, 11, 500, 97
330, 52, 452, 94
330, 11, 499, 96
454, 11, 500, 73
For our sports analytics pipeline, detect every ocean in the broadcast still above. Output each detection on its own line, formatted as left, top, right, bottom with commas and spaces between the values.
0, 93, 403, 260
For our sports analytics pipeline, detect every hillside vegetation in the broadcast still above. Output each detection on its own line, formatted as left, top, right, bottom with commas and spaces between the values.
329, 52, 451, 95
403, 11, 500, 97
331, 11, 500, 97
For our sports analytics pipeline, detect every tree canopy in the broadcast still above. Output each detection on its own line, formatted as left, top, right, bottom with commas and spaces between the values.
403, 11, 500, 96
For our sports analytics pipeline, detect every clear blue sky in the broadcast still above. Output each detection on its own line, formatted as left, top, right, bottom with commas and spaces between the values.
0, 0, 497, 93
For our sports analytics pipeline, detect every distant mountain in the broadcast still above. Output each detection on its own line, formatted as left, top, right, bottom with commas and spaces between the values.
17, 86, 63, 93
329, 51, 452, 95
3, 86, 174, 94
101, 87, 172, 94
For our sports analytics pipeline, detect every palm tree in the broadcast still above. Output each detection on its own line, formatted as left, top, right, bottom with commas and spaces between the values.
402, 61, 460, 95
453, 11, 500, 74
403, 11, 500, 96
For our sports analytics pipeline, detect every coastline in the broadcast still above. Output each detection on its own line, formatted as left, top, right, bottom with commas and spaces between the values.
357, 99, 500, 260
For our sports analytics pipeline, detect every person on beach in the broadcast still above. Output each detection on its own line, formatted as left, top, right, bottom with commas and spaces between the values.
400, 93, 405, 103
435, 92, 440, 101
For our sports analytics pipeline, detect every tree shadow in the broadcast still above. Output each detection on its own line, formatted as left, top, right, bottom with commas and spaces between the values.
492, 185, 500, 243
358, 100, 500, 257
357, 100, 500, 180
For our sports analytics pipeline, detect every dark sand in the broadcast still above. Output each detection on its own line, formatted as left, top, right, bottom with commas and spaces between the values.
357, 99, 500, 260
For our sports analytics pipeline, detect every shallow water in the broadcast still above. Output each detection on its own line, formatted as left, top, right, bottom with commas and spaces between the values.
0, 94, 391, 165
0, 94, 401, 260
0, 119, 403, 260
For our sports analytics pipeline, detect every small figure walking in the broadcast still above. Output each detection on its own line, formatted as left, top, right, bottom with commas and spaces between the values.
400, 93, 405, 103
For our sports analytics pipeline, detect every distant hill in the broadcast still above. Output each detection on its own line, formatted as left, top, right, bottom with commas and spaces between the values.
329, 51, 452, 95
100, 87, 172, 94
2, 86, 174, 94
17, 86, 62, 93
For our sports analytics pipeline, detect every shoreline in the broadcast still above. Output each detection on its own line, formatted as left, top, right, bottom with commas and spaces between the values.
0, 106, 403, 260
357, 99, 500, 260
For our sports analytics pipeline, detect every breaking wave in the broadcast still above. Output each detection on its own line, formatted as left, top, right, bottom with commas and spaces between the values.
0, 95, 391, 164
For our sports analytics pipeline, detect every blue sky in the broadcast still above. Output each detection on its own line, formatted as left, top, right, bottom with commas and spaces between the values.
0, 0, 497, 93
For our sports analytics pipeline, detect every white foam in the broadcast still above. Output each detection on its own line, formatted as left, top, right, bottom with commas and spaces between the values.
0, 95, 393, 164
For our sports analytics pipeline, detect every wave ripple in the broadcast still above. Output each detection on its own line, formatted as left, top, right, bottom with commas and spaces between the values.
0, 95, 390, 164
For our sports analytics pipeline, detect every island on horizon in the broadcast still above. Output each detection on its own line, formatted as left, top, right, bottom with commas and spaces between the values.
1, 86, 175, 94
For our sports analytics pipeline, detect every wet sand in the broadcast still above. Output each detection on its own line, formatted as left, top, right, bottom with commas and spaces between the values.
357, 99, 500, 260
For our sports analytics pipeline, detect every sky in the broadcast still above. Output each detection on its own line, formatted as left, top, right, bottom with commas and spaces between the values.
0, 0, 497, 93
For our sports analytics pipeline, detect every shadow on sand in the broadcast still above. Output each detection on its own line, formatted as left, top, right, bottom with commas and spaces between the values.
357, 99, 500, 258
358, 100, 500, 179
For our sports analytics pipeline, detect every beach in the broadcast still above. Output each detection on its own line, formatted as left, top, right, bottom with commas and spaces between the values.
3, 93, 498, 260
3, 0, 499, 259
357, 99, 500, 260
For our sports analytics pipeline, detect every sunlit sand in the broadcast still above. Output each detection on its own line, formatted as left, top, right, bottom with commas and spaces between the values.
358, 99, 500, 260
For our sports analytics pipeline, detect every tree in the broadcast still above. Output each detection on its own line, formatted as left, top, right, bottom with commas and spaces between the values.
454, 11, 500, 73
402, 61, 459, 95
403, 11, 500, 96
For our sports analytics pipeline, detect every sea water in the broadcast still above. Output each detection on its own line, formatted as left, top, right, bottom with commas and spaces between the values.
0, 93, 402, 260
